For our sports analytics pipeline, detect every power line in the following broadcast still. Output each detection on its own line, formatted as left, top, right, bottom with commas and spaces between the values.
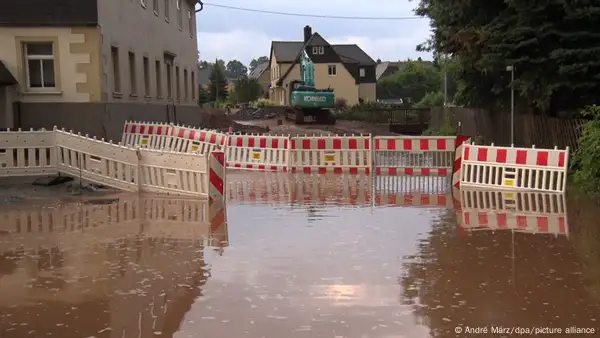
200, 2, 423, 20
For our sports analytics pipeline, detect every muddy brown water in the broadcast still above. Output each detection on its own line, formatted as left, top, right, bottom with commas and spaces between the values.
1, 172, 600, 337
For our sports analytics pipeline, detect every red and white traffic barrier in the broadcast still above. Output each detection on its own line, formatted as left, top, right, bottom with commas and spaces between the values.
290, 135, 371, 174
458, 188, 568, 236
209, 200, 228, 247
121, 121, 173, 149
452, 135, 471, 187
374, 136, 456, 176
208, 151, 226, 204
170, 124, 227, 153
460, 143, 569, 192
226, 134, 290, 171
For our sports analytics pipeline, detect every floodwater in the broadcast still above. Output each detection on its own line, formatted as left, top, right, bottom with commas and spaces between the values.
1, 172, 600, 337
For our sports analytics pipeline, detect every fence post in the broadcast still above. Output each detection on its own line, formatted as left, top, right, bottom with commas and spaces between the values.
209, 151, 225, 203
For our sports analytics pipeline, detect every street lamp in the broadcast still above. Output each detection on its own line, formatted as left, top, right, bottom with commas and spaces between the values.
506, 65, 515, 145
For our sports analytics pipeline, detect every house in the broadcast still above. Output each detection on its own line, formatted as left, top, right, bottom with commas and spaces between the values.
248, 62, 270, 95
268, 26, 376, 106
0, 0, 200, 129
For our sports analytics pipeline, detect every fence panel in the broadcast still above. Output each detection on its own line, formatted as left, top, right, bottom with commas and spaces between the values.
169, 125, 227, 154
460, 144, 569, 192
226, 134, 290, 171
139, 148, 208, 196
374, 136, 455, 176
0, 129, 57, 177
290, 135, 371, 174
55, 129, 140, 191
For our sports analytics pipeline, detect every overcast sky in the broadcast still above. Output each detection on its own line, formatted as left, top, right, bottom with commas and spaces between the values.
195, 0, 432, 65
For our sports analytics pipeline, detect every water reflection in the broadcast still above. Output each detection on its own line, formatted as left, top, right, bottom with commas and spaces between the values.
0, 195, 226, 337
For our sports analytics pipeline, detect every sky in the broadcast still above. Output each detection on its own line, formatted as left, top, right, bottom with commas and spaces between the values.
195, 0, 433, 66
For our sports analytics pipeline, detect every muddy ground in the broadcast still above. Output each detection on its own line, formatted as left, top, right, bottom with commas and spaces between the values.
207, 107, 395, 136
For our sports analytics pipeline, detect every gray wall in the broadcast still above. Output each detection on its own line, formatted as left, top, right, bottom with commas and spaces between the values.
97, 0, 198, 104
16, 102, 208, 142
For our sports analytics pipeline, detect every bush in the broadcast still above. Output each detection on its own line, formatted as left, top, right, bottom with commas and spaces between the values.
571, 105, 600, 193
250, 98, 278, 108
335, 98, 347, 109
423, 119, 457, 136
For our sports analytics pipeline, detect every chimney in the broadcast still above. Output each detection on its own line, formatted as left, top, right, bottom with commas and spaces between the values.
303, 25, 312, 43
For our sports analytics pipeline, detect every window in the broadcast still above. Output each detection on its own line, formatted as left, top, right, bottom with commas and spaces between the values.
312, 46, 324, 55
183, 69, 188, 100
359, 68, 365, 77
164, 0, 170, 21
175, 65, 180, 98
143, 56, 150, 96
165, 61, 173, 98
111, 46, 121, 93
24, 43, 56, 90
328, 65, 336, 76
140, 0, 147, 7
191, 71, 196, 99
155, 60, 162, 97
176, 0, 183, 30
188, 10, 194, 36
153, 0, 159, 15
128, 52, 137, 95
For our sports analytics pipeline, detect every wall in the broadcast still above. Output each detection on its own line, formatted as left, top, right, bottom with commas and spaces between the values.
98, 0, 198, 106
313, 63, 358, 105
16, 102, 212, 141
358, 83, 376, 102
430, 107, 586, 150
0, 27, 100, 103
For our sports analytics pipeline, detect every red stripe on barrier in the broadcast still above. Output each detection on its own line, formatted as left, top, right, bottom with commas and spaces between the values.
420, 139, 429, 150
516, 150, 527, 164
496, 149, 507, 163
536, 151, 548, 166
334, 138, 342, 149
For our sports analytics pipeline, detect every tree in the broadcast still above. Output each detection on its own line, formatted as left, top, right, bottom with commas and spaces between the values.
226, 60, 248, 79
414, 0, 600, 115
208, 59, 228, 102
249, 56, 269, 72
229, 76, 261, 104
376, 60, 441, 103
198, 85, 210, 105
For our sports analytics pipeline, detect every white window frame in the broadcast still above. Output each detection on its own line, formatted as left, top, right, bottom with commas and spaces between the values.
153, 0, 159, 15
328, 65, 336, 76
24, 42, 56, 91
188, 9, 194, 36
176, 0, 183, 29
359, 68, 365, 77
312, 46, 324, 55
140, 0, 147, 8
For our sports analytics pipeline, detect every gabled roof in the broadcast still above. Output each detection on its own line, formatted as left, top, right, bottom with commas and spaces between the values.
331, 45, 376, 65
249, 62, 269, 79
271, 41, 304, 63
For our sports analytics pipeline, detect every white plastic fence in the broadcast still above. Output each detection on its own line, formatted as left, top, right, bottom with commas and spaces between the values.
460, 143, 569, 192
0, 128, 218, 197
459, 188, 568, 236
0, 129, 57, 177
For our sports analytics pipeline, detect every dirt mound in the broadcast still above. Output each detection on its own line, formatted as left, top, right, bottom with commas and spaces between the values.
200, 108, 234, 129
231, 107, 287, 121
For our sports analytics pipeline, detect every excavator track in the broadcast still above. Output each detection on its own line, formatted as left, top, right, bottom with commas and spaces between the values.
284, 107, 336, 125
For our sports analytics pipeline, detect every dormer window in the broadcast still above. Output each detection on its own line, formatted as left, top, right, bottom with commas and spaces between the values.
312, 46, 324, 55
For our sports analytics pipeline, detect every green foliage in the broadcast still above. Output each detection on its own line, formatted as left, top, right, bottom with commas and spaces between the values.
198, 86, 210, 105
571, 105, 600, 193
415, 91, 444, 108
414, 0, 600, 115
229, 76, 261, 104
335, 102, 390, 123
250, 98, 278, 108
377, 60, 442, 104
423, 119, 457, 136
249, 56, 269, 72
226, 60, 248, 79
208, 59, 228, 102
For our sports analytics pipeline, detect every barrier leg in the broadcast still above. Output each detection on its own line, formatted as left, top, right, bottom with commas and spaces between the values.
209, 151, 226, 203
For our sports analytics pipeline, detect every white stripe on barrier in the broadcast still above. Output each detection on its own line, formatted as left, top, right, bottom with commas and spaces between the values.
226, 134, 290, 171
139, 148, 208, 196
122, 121, 173, 149
460, 143, 569, 192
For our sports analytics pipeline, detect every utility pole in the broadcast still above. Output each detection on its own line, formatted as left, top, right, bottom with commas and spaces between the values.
506, 65, 515, 145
